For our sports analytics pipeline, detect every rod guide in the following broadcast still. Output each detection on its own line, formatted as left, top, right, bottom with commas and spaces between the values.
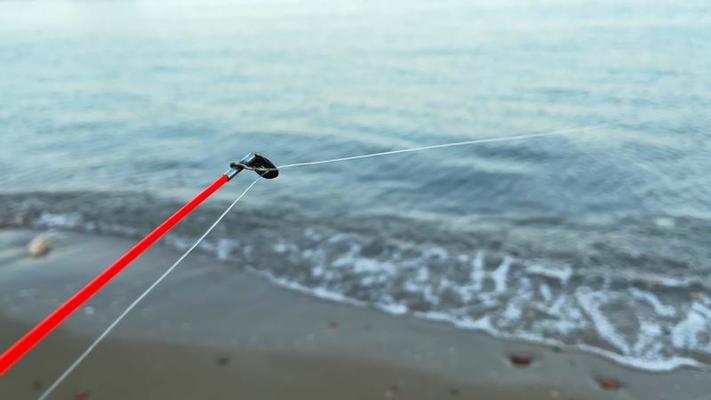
227, 153, 279, 180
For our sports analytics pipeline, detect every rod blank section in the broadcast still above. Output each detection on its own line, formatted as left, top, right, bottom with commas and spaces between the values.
0, 174, 230, 376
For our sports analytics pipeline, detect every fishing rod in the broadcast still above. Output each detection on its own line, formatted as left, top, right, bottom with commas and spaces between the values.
4, 123, 607, 398
0, 153, 279, 376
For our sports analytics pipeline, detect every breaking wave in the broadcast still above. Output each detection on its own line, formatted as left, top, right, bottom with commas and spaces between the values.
2, 191, 711, 372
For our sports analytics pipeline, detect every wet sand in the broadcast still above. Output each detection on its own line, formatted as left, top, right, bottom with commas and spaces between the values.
0, 229, 709, 399
0, 317, 565, 400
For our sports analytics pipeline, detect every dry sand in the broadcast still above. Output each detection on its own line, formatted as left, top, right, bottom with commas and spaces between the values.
0, 229, 709, 400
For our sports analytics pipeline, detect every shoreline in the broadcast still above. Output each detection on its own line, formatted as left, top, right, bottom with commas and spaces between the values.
1, 229, 709, 399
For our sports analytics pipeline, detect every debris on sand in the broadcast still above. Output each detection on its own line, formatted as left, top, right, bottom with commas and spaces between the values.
27, 234, 53, 257
509, 353, 533, 367
75, 391, 90, 400
597, 377, 623, 390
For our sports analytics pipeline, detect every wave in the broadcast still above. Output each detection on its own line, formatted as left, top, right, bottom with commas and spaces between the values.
2, 191, 711, 372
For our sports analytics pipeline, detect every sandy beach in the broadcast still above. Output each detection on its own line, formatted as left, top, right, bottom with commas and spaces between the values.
0, 229, 709, 400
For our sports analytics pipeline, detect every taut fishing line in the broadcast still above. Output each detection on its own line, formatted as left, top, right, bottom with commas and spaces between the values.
37, 122, 609, 398
37, 178, 263, 400
277, 123, 607, 169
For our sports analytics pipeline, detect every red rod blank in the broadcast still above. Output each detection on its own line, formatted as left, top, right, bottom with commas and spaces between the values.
0, 174, 230, 376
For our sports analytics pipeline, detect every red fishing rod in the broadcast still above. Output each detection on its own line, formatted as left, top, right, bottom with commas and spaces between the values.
0, 153, 279, 376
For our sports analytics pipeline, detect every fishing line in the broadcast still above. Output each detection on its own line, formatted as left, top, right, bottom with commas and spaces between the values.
37, 177, 262, 400
277, 123, 608, 170
37, 121, 608, 397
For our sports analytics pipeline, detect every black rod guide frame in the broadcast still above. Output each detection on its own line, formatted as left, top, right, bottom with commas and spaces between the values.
225, 153, 279, 180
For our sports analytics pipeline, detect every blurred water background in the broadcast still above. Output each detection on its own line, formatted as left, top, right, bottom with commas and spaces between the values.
1, 0, 711, 371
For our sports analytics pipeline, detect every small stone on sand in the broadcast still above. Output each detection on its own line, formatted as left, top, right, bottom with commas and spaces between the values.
597, 377, 623, 390
75, 391, 90, 400
509, 353, 533, 367
27, 234, 53, 257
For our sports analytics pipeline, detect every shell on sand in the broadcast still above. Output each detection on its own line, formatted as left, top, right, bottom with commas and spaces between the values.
27, 234, 53, 257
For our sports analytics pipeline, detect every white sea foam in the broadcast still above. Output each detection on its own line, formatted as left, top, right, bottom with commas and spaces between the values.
629, 287, 677, 317
19, 205, 711, 373
469, 251, 485, 291
247, 241, 711, 373
576, 289, 631, 354
526, 263, 572, 284
377, 302, 408, 315
672, 305, 711, 352
491, 256, 511, 294
36, 212, 83, 228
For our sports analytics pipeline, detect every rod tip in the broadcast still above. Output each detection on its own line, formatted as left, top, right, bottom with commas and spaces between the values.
229, 153, 279, 179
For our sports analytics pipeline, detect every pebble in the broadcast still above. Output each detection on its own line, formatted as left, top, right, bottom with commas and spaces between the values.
27, 234, 53, 257
597, 377, 623, 390
75, 391, 90, 400
509, 353, 533, 367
